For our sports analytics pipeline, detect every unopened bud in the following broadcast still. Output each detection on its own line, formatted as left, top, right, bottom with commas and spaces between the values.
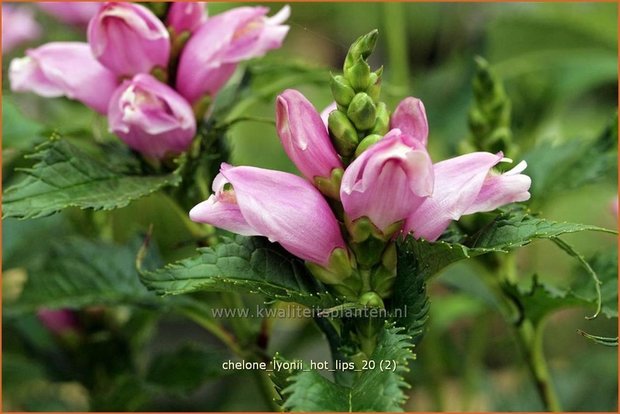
355, 134, 382, 157
328, 110, 359, 157
330, 74, 356, 107
358, 291, 385, 309
345, 58, 372, 91
344, 29, 378, 73
347, 92, 376, 131
314, 167, 344, 200
306, 248, 359, 300
366, 67, 383, 101
370, 102, 389, 136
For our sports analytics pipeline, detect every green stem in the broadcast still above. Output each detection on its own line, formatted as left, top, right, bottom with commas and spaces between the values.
382, 3, 410, 95
180, 307, 244, 357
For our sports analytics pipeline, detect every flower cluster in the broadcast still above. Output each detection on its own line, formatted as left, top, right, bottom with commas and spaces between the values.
190, 32, 531, 301
9, 2, 289, 159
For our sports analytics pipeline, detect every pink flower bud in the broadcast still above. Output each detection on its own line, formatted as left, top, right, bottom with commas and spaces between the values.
340, 129, 435, 233
2, 5, 41, 54
37, 309, 79, 335
166, 2, 207, 34
88, 2, 170, 76
405, 153, 531, 241
190, 163, 346, 266
38, 2, 102, 26
108, 74, 196, 159
276, 90, 342, 181
176, 6, 290, 104
391, 97, 429, 146
9, 42, 119, 114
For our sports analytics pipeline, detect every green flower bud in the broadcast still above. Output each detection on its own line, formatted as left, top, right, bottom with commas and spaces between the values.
344, 216, 402, 268
345, 57, 372, 91
306, 248, 359, 300
366, 67, 383, 101
370, 102, 389, 136
314, 167, 344, 200
328, 110, 359, 157
330, 74, 356, 107
343, 29, 378, 73
358, 291, 385, 309
354, 134, 382, 157
347, 92, 377, 131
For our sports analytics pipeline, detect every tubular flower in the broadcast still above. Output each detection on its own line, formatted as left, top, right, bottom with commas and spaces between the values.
108, 73, 196, 159
276, 89, 343, 182
391, 97, 429, 146
190, 164, 346, 267
88, 2, 170, 76
166, 2, 207, 35
176, 5, 290, 104
340, 128, 434, 234
38, 2, 102, 26
9, 42, 119, 114
404, 153, 531, 241
2, 5, 40, 54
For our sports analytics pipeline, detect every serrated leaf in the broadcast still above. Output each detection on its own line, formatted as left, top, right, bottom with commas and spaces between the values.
398, 209, 614, 283
140, 235, 338, 309
524, 115, 617, 201
3, 139, 181, 219
6, 237, 158, 316
278, 323, 414, 412
572, 249, 618, 319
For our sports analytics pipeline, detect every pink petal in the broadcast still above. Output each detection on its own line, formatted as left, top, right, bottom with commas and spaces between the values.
391, 97, 429, 147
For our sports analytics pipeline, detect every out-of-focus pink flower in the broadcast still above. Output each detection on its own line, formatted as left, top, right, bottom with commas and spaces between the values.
190, 163, 345, 266
404, 153, 531, 241
38, 2, 101, 26
88, 2, 170, 76
38, 309, 79, 335
9, 42, 119, 114
166, 2, 207, 34
391, 97, 429, 146
108, 73, 196, 159
2, 5, 41, 54
276, 90, 342, 181
340, 128, 434, 233
176, 5, 290, 104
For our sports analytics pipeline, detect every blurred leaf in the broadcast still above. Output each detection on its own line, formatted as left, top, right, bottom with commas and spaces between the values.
524, 114, 618, 202
278, 323, 414, 411
2, 94, 43, 150
7, 237, 159, 315
572, 249, 618, 319
146, 344, 227, 395
140, 235, 338, 309
90, 375, 148, 411
3, 139, 182, 219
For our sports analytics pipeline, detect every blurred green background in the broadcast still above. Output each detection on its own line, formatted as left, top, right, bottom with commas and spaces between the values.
3, 2, 618, 411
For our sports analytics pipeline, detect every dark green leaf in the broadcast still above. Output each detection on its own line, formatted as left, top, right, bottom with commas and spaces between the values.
278, 323, 414, 412
3, 139, 181, 219
7, 237, 158, 315
140, 235, 338, 309
146, 344, 227, 395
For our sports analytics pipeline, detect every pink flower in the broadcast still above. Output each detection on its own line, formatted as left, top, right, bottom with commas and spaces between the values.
404, 153, 531, 241
166, 2, 207, 34
276, 89, 342, 181
88, 2, 170, 76
391, 97, 429, 146
190, 163, 346, 266
9, 42, 119, 114
340, 129, 434, 233
176, 5, 290, 104
37, 309, 79, 335
38, 2, 102, 26
108, 74, 196, 159
2, 5, 40, 54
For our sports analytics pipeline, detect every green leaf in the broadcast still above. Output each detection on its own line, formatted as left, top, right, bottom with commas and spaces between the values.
572, 249, 618, 319
390, 237, 430, 344
3, 139, 181, 219
6, 237, 158, 315
524, 115, 618, 202
146, 344, 227, 395
140, 235, 338, 309
277, 323, 414, 412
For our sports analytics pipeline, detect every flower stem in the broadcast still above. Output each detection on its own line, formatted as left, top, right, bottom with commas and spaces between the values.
382, 2, 410, 95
